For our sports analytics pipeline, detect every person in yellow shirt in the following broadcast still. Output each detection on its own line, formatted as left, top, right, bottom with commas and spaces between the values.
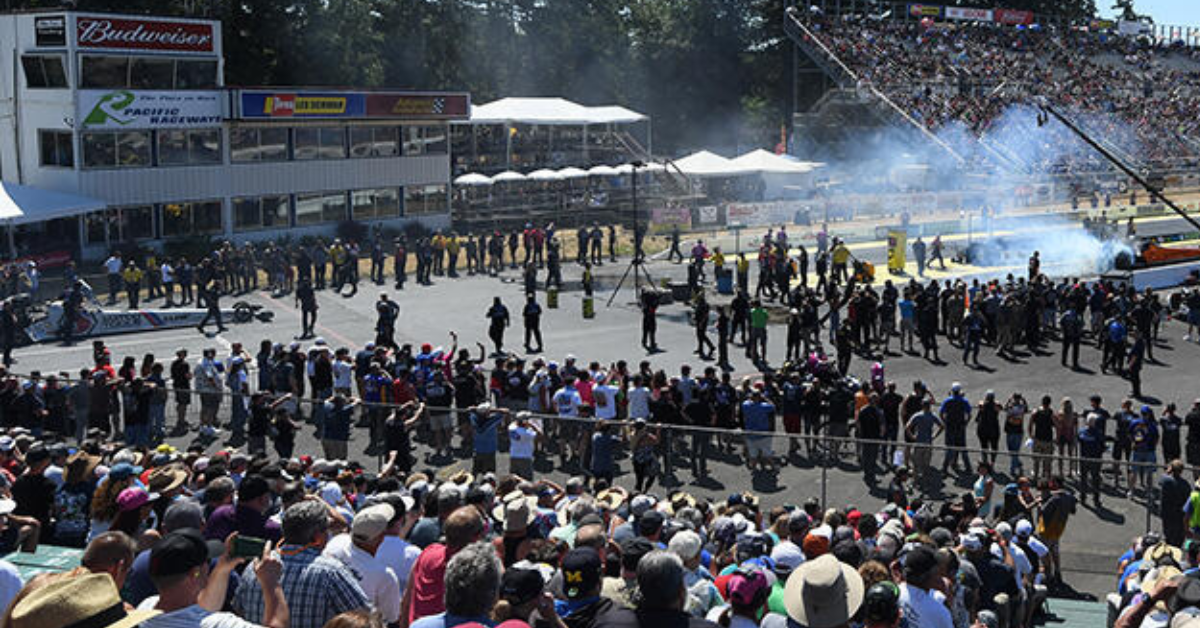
736, 253, 750, 293
831, 239, 851, 285
122, 262, 144, 308
712, 247, 725, 270
446, 233, 461, 277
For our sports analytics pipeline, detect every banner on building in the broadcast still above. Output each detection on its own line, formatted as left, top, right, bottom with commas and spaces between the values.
78, 90, 224, 129
1118, 20, 1152, 36
696, 206, 721, 225
34, 15, 66, 47
907, 4, 943, 17
75, 16, 216, 53
887, 230, 908, 274
364, 94, 470, 119
945, 7, 993, 21
649, 207, 692, 231
237, 90, 470, 120
993, 9, 1034, 25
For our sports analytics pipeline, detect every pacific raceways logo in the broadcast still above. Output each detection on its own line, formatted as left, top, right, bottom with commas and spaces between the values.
83, 90, 136, 127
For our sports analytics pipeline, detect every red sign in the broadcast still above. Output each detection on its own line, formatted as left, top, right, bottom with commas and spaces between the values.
364, 94, 470, 119
76, 17, 215, 53
994, 9, 1033, 25
17, 250, 71, 269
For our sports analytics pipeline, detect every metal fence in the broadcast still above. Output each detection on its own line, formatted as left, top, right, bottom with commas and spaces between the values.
26, 373, 1183, 534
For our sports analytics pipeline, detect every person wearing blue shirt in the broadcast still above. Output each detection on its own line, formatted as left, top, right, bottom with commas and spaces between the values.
939, 383, 972, 474
741, 389, 776, 473
1128, 406, 1159, 496
321, 394, 359, 461
589, 422, 617, 486
470, 404, 508, 474
1078, 414, 1105, 506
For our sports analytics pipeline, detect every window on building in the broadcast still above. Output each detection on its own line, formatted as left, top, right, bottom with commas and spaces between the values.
116, 205, 155, 241
233, 195, 290, 232
38, 130, 73, 167
161, 200, 223, 238
21, 55, 67, 88
295, 192, 347, 226
158, 129, 222, 166
130, 57, 174, 89
82, 130, 152, 169
349, 126, 398, 158
175, 59, 218, 89
231, 127, 288, 162
403, 184, 448, 216
351, 188, 401, 221
79, 56, 129, 88
294, 127, 345, 160
84, 209, 117, 245
403, 125, 449, 156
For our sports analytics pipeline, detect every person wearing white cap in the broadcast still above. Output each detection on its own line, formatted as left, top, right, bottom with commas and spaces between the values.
323, 504, 401, 624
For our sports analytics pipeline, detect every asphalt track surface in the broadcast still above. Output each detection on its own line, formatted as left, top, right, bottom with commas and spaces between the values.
13, 220, 1200, 599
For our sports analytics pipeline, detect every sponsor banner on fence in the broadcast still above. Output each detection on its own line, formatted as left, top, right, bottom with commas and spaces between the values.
696, 206, 721, 225
1089, 18, 1116, 30
26, 305, 240, 343
76, 16, 215, 53
78, 90, 224, 129
994, 8, 1033, 25
907, 3, 943, 17
649, 207, 692, 230
726, 201, 802, 227
35, 15, 66, 47
945, 6, 993, 21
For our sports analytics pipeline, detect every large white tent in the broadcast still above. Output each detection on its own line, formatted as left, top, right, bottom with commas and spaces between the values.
731, 149, 817, 174
672, 151, 752, 178
467, 97, 648, 126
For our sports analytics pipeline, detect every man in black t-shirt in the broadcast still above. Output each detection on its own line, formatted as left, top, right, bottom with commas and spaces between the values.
11, 444, 55, 544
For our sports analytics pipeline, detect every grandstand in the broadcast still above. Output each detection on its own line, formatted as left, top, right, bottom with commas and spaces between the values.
785, 2, 1200, 185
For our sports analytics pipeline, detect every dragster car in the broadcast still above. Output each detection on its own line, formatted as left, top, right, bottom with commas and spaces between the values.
24, 300, 273, 344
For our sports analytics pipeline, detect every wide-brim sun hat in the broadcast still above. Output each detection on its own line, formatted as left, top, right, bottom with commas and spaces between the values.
784, 554, 865, 628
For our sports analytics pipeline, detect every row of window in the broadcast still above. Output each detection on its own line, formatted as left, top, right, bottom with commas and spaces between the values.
40, 125, 448, 169
21, 54, 219, 90
82, 185, 448, 243
231, 125, 447, 163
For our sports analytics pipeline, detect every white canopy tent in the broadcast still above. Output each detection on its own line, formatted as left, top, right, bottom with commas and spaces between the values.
557, 167, 590, 179
731, 149, 817, 174
527, 169, 564, 182
0, 182, 106, 224
587, 165, 620, 177
672, 151, 752, 178
467, 97, 648, 126
453, 173, 493, 186
490, 171, 528, 183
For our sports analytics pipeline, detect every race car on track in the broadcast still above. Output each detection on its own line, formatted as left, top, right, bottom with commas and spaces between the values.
23, 300, 273, 344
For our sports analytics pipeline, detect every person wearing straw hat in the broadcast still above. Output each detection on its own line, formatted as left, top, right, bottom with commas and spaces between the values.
53, 451, 101, 546
8, 572, 161, 628
493, 491, 537, 567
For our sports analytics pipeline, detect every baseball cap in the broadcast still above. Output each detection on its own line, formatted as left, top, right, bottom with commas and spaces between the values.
161, 500, 205, 533
500, 568, 545, 606
902, 546, 940, 580
668, 530, 702, 561
352, 504, 395, 542
728, 568, 770, 607
629, 494, 656, 516
149, 529, 224, 578
117, 487, 157, 512
638, 510, 666, 536
0, 436, 14, 452
1015, 520, 1034, 537
787, 510, 812, 533
108, 462, 143, 481
619, 537, 654, 571
561, 548, 602, 600
862, 581, 901, 624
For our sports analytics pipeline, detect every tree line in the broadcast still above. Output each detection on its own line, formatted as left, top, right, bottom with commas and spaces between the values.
15, 0, 1098, 154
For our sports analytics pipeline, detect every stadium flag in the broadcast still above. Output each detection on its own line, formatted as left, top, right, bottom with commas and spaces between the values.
887, 230, 907, 275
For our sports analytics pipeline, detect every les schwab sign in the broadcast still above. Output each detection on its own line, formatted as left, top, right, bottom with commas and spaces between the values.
76, 17, 215, 53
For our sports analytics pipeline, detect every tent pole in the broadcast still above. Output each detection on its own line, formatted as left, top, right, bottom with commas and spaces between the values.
6, 221, 14, 260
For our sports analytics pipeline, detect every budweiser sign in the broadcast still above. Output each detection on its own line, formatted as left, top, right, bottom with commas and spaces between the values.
76, 17, 215, 53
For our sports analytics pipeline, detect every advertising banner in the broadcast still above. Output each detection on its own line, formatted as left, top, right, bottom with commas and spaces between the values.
907, 3, 943, 17
945, 6, 993, 21
649, 207, 692, 230
76, 16, 215, 53
887, 230, 908, 275
696, 206, 721, 225
1118, 20, 1152, 36
78, 90, 223, 129
726, 201, 801, 227
364, 93, 470, 119
239, 91, 365, 119
34, 15, 66, 47
1089, 18, 1116, 30
994, 9, 1033, 25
